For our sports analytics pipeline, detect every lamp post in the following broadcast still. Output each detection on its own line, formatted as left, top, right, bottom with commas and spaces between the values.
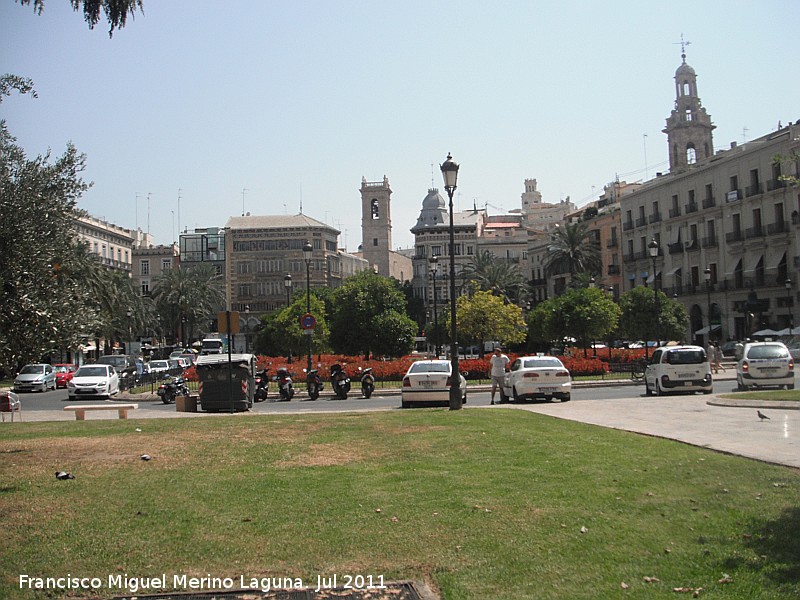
704, 266, 712, 345
648, 238, 660, 349
430, 256, 440, 358
126, 309, 133, 354
303, 240, 313, 374
284, 274, 292, 306
786, 278, 794, 332
440, 153, 461, 411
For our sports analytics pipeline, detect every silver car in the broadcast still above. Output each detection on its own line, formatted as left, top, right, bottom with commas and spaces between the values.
736, 341, 795, 390
14, 364, 56, 392
401, 360, 466, 408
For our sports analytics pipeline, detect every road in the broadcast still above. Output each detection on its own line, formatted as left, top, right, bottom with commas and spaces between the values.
17, 378, 747, 416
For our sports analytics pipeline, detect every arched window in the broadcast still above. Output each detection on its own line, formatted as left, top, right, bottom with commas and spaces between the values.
686, 144, 697, 165
682, 81, 690, 95
371, 199, 380, 219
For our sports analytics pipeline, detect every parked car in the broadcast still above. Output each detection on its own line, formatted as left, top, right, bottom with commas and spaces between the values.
148, 359, 172, 376
53, 364, 77, 388
13, 364, 56, 392
67, 364, 120, 400
500, 355, 572, 403
401, 359, 466, 408
175, 356, 193, 369
736, 341, 795, 391
97, 354, 137, 380
644, 345, 713, 396
179, 353, 197, 365
720, 340, 740, 358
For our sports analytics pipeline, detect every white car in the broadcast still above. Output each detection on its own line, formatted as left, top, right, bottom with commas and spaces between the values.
644, 345, 712, 396
500, 355, 572, 403
401, 360, 466, 408
13, 364, 56, 392
148, 360, 172, 376
736, 341, 795, 391
67, 364, 120, 400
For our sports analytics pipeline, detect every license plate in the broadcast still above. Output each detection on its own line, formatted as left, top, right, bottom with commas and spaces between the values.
684, 381, 693, 386
419, 380, 434, 387
678, 373, 694, 378
540, 387, 557, 393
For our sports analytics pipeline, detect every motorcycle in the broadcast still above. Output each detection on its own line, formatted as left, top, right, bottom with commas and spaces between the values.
157, 374, 190, 405
305, 367, 324, 401
254, 368, 269, 402
330, 363, 351, 400
275, 367, 294, 401
359, 367, 375, 399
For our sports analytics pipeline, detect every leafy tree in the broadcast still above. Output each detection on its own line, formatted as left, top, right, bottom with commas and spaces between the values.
272, 294, 330, 359
545, 221, 601, 277
328, 270, 416, 358
17, 0, 144, 36
618, 286, 689, 346
448, 290, 526, 355
461, 250, 527, 304
0, 112, 96, 372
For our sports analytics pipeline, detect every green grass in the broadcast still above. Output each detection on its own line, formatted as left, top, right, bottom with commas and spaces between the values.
2, 410, 799, 599
719, 389, 800, 402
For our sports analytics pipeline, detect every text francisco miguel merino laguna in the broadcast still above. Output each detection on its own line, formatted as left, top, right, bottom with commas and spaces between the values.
19, 573, 388, 594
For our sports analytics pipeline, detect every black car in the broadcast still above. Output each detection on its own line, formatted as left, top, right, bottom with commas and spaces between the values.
97, 354, 137, 380
720, 341, 739, 358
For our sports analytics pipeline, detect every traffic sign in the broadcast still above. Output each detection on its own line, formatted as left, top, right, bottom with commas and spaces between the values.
300, 313, 317, 330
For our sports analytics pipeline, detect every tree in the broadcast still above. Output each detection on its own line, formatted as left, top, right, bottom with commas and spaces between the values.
461, 250, 527, 304
0, 114, 96, 373
328, 270, 417, 358
271, 294, 330, 359
17, 0, 144, 36
449, 290, 527, 355
618, 286, 689, 345
545, 221, 601, 277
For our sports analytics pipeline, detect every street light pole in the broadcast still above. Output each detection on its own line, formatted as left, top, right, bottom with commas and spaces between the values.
704, 266, 712, 345
648, 238, 660, 349
284, 273, 292, 306
303, 241, 313, 374
430, 256, 439, 358
440, 153, 461, 411
786, 278, 794, 332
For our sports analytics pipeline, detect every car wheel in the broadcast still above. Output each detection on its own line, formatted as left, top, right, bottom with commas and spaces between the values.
401, 399, 410, 409
644, 380, 653, 396
512, 385, 520, 402
654, 380, 665, 396
68, 395, 76, 402
561, 394, 571, 402
789, 383, 796, 390
499, 388, 509, 403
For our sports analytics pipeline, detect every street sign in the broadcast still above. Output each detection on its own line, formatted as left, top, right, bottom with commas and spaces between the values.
300, 313, 316, 330
218, 311, 240, 334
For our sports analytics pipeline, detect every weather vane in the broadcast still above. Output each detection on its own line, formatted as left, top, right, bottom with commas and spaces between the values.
674, 33, 691, 62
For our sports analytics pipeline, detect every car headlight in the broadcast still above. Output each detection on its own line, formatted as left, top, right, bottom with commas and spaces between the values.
98, 380, 107, 386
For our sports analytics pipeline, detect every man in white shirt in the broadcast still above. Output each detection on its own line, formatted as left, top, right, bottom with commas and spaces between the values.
489, 347, 510, 405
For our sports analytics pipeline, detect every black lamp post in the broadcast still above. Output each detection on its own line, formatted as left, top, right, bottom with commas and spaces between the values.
126, 309, 133, 354
303, 241, 313, 374
284, 274, 292, 306
648, 238, 660, 348
704, 266, 712, 344
440, 153, 461, 411
786, 278, 794, 332
430, 255, 440, 358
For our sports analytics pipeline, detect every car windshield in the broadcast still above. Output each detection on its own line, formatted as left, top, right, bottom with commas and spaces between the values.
665, 350, 705, 364
522, 358, 563, 369
75, 366, 108, 377
151, 361, 169, 368
747, 345, 789, 359
409, 362, 450, 374
20, 365, 44, 374
55, 366, 72, 373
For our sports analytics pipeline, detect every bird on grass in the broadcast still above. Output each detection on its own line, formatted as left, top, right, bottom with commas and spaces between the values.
55, 471, 75, 480
140, 454, 152, 461
757, 410, 770, 421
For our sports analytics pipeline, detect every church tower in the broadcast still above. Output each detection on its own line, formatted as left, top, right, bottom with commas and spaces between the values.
360, 175, 393, 276
662, 45, 715, 173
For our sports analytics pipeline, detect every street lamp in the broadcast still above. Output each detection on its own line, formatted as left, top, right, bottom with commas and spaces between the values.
284, 273, 292, 306
786, 278, 794, 332
303, 240, 313, 374
440, 152, 461, 411
648, 238, 660, 348
126, 309, 133, 354
704, 266, 712, 344
430, 255, 439, 358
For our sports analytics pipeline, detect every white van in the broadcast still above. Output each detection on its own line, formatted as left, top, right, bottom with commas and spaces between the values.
644, 345, 712, 396
201, 338, 225, 355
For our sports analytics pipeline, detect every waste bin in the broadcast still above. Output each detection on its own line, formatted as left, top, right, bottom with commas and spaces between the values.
175, 395, 197, 412
195, 353, 256, 412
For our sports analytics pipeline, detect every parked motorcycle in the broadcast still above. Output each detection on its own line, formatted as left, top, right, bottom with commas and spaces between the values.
359, 367, 375, 399
254, 368, 269, 402
275, 367, 295, 401
157, 374, 190, 405
330, 363, 351, 400
305, 367, 324, 401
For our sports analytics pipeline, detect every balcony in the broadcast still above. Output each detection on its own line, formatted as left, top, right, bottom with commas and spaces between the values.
745, 226, 765, 239
608, 264, 620, 275
635, 217, 647, 228
767, 222, 789, 235
767, 178, 787, 192
648, 212, 662, 224
701, 235, 718, 248
726, 189, 742, 203
668, 242, 684, 255
685, 202, 698, 214
702, 196, 716, 209
726, 230, 744, 243
623, 221, 634, 231
606, 238, 619, 248
745, 183, 764, 197
623, 253, 636, 263
685, 239, 699, 252
669, 207, 681, 218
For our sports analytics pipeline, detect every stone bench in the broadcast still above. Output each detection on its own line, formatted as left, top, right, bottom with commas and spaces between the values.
63, 403, 138, 420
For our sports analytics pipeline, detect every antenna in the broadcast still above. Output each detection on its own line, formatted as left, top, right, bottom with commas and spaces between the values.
431, 162, 435, 188
742, 127, 749, 143
135, 192, 141, 241
177, 188, 182, 237
643, 133, 649, 180
241, 188, 248, 216
147, 192, 151, 237
299, 183, 303, 214
673, 33, 691, 61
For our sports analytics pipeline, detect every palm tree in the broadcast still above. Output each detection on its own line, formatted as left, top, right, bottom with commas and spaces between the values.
545, 222, 601, 277
461, 250, 527, 304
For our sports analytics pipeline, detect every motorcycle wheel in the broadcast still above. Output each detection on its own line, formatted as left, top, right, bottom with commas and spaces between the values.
362, 383, 374, 399
307, 383, 319, 401
336, 386, 348, 400
161, 391, 175, 405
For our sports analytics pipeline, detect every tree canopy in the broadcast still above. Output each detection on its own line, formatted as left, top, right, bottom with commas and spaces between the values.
450, 290, 527, 355
18, 0, 144, 36
618, 286, 689, 344
461, 250, 527, 305
545, 221, 601, 277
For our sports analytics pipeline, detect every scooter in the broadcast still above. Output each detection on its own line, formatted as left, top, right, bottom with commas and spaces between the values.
330, 363, 351, 400
157, 374, 190, 405
359, 367, 375, 399
305, 367, 324, 401
254, 368, 269, 402
275, 367, 294, 401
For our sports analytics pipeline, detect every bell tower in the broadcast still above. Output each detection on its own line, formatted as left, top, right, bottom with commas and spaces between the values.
360, 175, 392, 276
663, 42, 715, 173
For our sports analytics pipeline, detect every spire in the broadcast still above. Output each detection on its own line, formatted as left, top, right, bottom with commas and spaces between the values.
674, 33, 691, 63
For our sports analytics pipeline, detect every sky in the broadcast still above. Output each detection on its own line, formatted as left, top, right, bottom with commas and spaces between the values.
2, 1, 798, 252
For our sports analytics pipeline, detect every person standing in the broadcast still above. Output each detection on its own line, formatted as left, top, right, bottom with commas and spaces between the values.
489, 347, 510, 405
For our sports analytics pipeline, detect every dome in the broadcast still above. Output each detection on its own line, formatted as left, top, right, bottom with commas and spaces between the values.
675, 60, 696, 77
422, 188, 445, 209
411, 188, 449, 233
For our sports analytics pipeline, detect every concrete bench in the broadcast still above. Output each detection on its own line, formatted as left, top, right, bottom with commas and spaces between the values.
63, 403, 138, 420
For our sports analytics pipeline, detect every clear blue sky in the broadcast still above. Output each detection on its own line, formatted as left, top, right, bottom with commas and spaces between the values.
2, 1, 798, 251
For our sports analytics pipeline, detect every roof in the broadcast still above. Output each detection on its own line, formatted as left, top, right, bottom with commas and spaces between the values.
225, 213, 339, 234
196, 354, 255, 367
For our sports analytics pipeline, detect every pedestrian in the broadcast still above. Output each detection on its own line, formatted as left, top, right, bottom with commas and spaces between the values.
489, 347, 510, 405
713, 341, 725, 372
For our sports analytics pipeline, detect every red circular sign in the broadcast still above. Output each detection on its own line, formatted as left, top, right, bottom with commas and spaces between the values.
300, 313, 317, 330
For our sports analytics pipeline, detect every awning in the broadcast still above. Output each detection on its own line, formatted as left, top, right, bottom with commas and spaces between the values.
79, 343, 96, 352
666, 266, 682, 277
694, 325, 721, 336
646, 270, 661, 284
769, 252, 786, 270
669, 225, 681, 245
753, 328, 780, 337
775, 327, 800, 336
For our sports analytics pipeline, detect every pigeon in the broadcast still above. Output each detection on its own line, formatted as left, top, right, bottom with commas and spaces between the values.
55, 471, 75, 480
757, 410, 770, 421
140, 454, 152, 461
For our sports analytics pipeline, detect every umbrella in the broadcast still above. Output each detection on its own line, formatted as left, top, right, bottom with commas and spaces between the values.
752, 329, 779, 337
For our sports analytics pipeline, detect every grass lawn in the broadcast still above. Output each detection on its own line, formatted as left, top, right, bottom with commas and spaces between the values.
2, 409, 799, 599
718, 389, 800, 402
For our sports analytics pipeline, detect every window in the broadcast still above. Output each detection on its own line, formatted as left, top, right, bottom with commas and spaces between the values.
431, 245, 442, 257
373, 238, 378, 246
162, 258, 172, 271
730, 175, 739, 192
140, 260, 150, 276
371, 199, 379, 219
238, 284, 251, 297
141, 280, 150, 295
